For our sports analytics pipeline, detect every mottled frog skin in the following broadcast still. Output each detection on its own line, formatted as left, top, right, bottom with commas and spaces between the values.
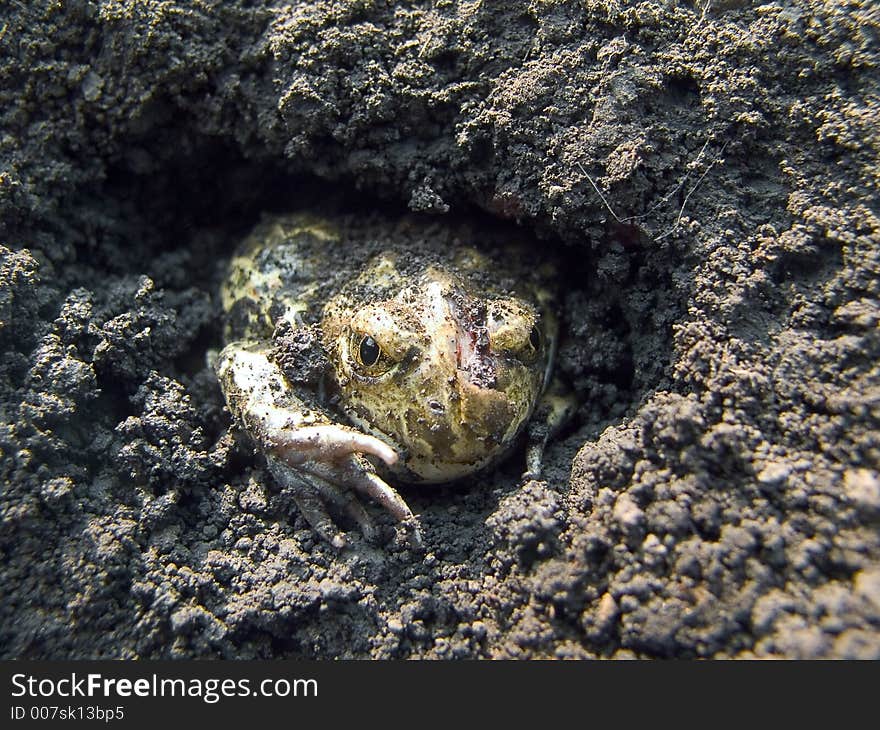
216, 213, 570, 548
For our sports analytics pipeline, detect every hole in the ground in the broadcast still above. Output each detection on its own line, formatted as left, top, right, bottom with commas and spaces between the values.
55, 129, 676, 544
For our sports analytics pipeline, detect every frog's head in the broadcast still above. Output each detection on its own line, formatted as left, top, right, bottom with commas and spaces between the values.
321, 251, 555, 482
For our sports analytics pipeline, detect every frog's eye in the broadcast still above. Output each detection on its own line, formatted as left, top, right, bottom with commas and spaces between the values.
359, 335, 381, 366
512, 323, 542, 364
350, 331, 394, 377
528, 325, 542, 352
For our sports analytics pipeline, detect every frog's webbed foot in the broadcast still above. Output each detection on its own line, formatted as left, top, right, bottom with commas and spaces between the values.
217, 343, 422, 549
268, 425, 422, 549
267, 455, 375, 549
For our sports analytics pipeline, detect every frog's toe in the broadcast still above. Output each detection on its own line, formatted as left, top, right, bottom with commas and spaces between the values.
343, 458, 414, 523
350, 457, 422, 548
276, 425, 398, 467
346, 462, 423, 547
267, 455, 379, 547
290, 486, 349, 549
305, 455, 420, 538
523, 443, 544, 481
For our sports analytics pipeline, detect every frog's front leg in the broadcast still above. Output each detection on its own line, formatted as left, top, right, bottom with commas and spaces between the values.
524, 377, 577, 480
216, 341, 421, 548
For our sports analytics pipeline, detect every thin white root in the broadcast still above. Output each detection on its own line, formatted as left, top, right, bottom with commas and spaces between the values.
577, 136, 727, 241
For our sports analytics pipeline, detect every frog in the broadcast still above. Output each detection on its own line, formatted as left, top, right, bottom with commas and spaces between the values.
215, 212, 572, 549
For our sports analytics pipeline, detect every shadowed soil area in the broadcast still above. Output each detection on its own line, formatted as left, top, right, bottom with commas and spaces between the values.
1, 0, 878, 658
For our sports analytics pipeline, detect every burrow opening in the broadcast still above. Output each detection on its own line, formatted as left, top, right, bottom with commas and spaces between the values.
52, 135, 678, 526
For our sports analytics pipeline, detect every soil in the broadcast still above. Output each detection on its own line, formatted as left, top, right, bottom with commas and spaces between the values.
1, 0, 878, 659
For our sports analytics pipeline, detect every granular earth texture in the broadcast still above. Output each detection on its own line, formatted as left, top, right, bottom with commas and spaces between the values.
1, 0, 878, 658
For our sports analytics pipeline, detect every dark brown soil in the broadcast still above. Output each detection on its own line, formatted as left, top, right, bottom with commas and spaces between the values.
1, 0, 878, 659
